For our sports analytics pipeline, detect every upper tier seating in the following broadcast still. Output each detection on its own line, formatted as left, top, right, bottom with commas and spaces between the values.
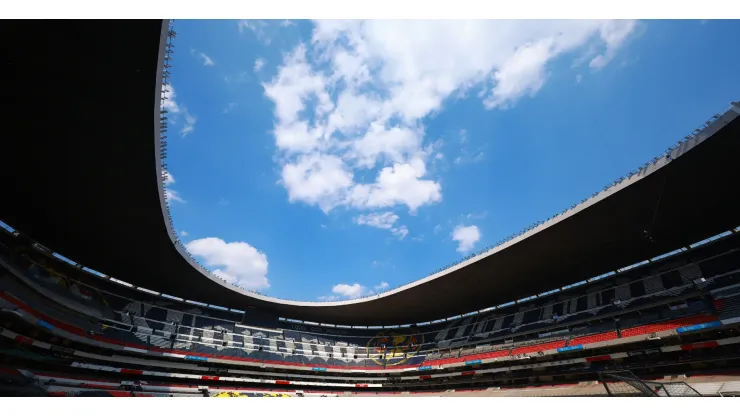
714, 294, 740, 321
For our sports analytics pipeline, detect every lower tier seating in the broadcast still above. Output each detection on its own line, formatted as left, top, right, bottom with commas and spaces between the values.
620, 314, 716, 338
569, 331, 618, 346
511, 340, 566, 355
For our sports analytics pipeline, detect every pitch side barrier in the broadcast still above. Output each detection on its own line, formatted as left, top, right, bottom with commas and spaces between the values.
3, 230, 740, 358
22, 372, 336, 397
22, 371, 740, 397
35, 377, 740, 398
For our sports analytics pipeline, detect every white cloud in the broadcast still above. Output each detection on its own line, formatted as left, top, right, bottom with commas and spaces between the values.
238, 20, 272, 45
354, 212, 399, 229
391, 226, 409, 240
165, 188, 186, 204
264, 20, 636, 217
161, 84, 197, 137
180, 109, 196, 137
281, 153, 354, 213
263, 45, 333, 128
576, 74, 583, 83
433, 224, 443, 234
354, 212, 409, 240
190, 48, 215, 67
454, 146, 486, 165
350, 124, 422, 169
163, 171, 185, 204
180, 230, 189, 237
238, 20, 258, 33
185, 237, 270, 290
199, 52, 214, 67
347, 159, 442, 213
163, 171, 175, 186
589, 21, 637, 70
327, 280, 390, 300
483, 38, 554, 109
466, 211, 488, 220
162, 84, 180, 114
331, 283, 364, 299
254, 58, 266, 73
452, 224, 481, 253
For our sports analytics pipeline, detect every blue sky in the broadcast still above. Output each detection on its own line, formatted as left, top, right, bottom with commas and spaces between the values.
162, 19, 739, 302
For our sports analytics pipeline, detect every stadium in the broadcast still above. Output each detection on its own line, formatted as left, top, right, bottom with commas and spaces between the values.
2, 19, 740, 397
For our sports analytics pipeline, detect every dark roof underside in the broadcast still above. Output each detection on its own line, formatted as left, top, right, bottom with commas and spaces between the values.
2, 20, 739, 326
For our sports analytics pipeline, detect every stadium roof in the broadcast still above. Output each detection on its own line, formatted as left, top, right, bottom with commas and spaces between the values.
2, 20, 740, 326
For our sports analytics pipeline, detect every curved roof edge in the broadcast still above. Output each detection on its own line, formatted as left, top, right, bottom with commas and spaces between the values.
154, 20, 740, 310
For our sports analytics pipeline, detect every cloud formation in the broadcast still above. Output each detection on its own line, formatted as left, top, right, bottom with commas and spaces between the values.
163, 171, 185, 204
180, 110, 196, 137
452, 224, 481, 253
185, 237, 270, 290
162, 84, 180, 114
254, 58, 266, 72
163, 171, 175, 186
165, 189, 185, 204
263, 20, 636, 218
323, 281, 390, 300
161, 84, 196, 137
191, 49, 215, 67
238, 20, 272, 45
353, 211, 408, 240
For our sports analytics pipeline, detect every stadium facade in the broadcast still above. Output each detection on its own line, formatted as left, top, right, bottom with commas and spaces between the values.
1, 20, 740, 396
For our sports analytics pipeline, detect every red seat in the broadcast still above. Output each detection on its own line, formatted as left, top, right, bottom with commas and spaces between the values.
424, 347, 512, 366
621, 314, 717, 338
484, 349, 511, 359
570, 331, 618, 346
510, 340, 565, 355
